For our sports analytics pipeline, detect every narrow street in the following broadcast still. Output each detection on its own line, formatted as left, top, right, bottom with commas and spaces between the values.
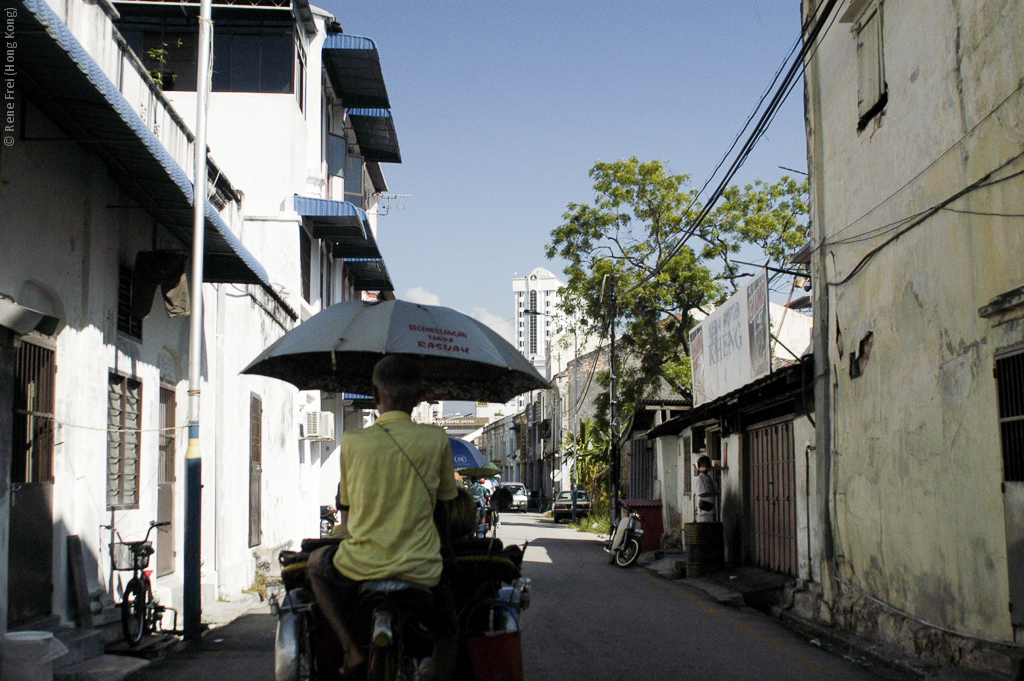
500, 513, 903, 681
125, 511, 915, 681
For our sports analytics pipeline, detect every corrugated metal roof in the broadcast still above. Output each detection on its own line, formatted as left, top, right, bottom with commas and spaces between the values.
348, 108, 401, 164
322, 32, 390, 109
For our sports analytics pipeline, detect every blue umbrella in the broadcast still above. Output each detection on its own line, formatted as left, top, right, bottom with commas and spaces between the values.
450, 437, 488, 472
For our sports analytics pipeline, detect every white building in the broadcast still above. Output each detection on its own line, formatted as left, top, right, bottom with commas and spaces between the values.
511, 267, 564, 414
1, 0, 401, 647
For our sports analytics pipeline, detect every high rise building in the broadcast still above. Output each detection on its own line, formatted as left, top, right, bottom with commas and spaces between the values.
512, 267, 565, 376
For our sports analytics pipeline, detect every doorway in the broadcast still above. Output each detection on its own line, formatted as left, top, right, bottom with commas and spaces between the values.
8, 341, 56, 626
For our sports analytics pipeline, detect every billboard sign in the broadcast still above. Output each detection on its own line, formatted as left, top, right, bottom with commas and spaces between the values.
689, 269, 771, 407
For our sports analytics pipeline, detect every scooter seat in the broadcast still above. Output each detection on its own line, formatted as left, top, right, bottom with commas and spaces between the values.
358, 579, 434, 611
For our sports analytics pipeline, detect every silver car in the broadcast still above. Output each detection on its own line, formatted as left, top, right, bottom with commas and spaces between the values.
501, 482, 529, 511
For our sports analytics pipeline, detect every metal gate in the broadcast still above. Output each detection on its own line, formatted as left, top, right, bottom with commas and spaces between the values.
744, 417, 797, 575
9, 342, 56, 625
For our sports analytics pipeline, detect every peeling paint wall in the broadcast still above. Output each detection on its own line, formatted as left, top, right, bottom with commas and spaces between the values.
807, 0, 1024, 651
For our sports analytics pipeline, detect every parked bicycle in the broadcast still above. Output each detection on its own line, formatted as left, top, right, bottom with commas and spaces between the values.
106, 520, 176, 646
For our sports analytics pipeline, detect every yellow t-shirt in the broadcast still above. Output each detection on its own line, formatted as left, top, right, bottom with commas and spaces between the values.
333, 411, 458, 587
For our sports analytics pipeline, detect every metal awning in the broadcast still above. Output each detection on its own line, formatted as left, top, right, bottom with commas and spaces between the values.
0, 298, 60, 336
12, 0, 270, 287
293, 196, 382, 259
348, 109, 401, 164
344, 259, 393, 292
322, 33, 391, 109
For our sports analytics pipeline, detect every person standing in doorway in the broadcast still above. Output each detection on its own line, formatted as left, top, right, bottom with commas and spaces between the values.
695, 455, 719, 522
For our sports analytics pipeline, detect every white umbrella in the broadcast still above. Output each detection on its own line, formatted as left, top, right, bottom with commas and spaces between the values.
242, 299, 549, 402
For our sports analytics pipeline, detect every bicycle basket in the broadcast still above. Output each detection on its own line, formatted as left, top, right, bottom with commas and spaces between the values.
110, 541, 153, 571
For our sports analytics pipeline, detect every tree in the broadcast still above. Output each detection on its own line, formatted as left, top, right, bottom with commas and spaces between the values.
546, 158, 808, 435
561, 418, 608, 501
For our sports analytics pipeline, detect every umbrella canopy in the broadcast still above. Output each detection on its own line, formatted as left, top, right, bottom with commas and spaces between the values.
459, 460, 501, 480
449, 437, 488, 471
242, 299, 550, 402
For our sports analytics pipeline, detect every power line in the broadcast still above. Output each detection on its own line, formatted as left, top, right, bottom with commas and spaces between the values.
620, 0, 844, 299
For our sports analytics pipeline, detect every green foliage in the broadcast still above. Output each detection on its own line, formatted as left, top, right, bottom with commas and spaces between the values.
547, 158, 809, 428
562, 418, 608, 500
145, 39, 182, 89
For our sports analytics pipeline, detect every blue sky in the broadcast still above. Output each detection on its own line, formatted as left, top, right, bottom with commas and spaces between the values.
322, 1, 809, 342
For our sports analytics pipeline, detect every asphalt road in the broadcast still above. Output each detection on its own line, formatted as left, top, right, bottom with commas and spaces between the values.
499, 511, 897, 681
128, 512, 905, 681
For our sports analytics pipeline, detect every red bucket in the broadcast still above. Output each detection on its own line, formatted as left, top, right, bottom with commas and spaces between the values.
466, 630, 523, 681
464, 601, 523, 681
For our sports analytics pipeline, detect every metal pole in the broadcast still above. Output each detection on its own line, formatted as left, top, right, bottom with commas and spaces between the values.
184, 0, 213, 641
604, 276, 619, 529
570, 333, 578, 523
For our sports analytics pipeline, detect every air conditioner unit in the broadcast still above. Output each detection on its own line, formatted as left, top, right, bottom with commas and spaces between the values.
301, 411, 335, 441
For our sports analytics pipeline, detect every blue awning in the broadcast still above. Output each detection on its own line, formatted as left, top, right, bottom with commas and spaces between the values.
322, 33, 391, 109
348, 109, 401, 164
11, 0, 272, 289
344, 258, 393, 292
293, 196, 382, 259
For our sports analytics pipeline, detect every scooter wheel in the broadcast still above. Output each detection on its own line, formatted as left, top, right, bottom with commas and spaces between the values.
615, 538, 641, 568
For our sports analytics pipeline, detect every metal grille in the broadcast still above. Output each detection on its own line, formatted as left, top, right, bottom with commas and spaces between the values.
249, 393, 263, 547
683, 435, 692, 496
13, 342, 56, 483
997, 350, 1024, 481
108, 374, 141, 509
117, 265, 143, 340
300, 229, 312, 303
744, 418, 797, 575
628, 438, 656, 499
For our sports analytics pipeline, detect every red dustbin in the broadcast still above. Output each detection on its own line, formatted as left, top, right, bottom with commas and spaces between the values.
621, 499, 663, 553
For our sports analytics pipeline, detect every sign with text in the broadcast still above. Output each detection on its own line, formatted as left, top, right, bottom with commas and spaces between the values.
689, 270, 770, 407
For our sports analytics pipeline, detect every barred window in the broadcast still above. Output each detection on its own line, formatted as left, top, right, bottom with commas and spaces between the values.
117, 265, 143, 340
996, 350, 1024, 482
108, 374, 142, 509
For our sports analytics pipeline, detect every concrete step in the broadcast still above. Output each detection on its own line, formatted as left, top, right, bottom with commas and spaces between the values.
54, 628, 106, 667
54, 653, 149, 681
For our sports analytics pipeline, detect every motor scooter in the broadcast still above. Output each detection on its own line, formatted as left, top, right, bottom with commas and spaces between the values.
603, 510, 643, 568
271, 492, 530, 681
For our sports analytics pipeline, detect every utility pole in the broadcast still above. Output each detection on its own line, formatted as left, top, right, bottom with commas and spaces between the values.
184, 0, 213, 641
601, 275, 619, 528
570, 331, 578, 523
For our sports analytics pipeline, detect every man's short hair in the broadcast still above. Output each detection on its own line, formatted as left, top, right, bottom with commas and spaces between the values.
697, 455, 712, 469
372, 355, 424, 403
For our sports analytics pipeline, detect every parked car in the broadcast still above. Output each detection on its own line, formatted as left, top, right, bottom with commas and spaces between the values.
501, 482, 529, 511
551, 490, 592, 523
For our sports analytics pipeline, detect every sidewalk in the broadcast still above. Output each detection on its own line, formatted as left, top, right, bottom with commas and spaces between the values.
639, 551, 1017, 681
52, 593, 273, 681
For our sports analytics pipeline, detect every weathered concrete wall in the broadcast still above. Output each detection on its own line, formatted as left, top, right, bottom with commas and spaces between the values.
807, 0, 1024, 652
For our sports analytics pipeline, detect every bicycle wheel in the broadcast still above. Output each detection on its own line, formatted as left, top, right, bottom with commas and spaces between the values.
121, 579, 147, 646
275, 601, 314, 681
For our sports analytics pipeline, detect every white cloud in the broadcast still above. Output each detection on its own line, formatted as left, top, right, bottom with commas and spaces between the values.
404, 286, 441, 306
471, 307, 515, 345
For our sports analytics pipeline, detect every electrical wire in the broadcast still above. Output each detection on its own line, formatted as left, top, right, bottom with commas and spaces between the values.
827, 158, 1024, 288
619, 0, 845, 299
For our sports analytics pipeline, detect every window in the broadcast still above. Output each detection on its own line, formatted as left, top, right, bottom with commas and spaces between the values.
119, 15, 297, 94
157, 386, 176, 577
295, 45, 306, 112
344, 154, 364, 208
300, 228, 312, 303
327, 133, 346, 178
996, 350, 1024, 481
118, 264, 143, 341
13, 342, 55, 484
108, 374, 142, 509
855, 3, 887, 128
320, 246, 333, 307
249, 393, 263, 547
